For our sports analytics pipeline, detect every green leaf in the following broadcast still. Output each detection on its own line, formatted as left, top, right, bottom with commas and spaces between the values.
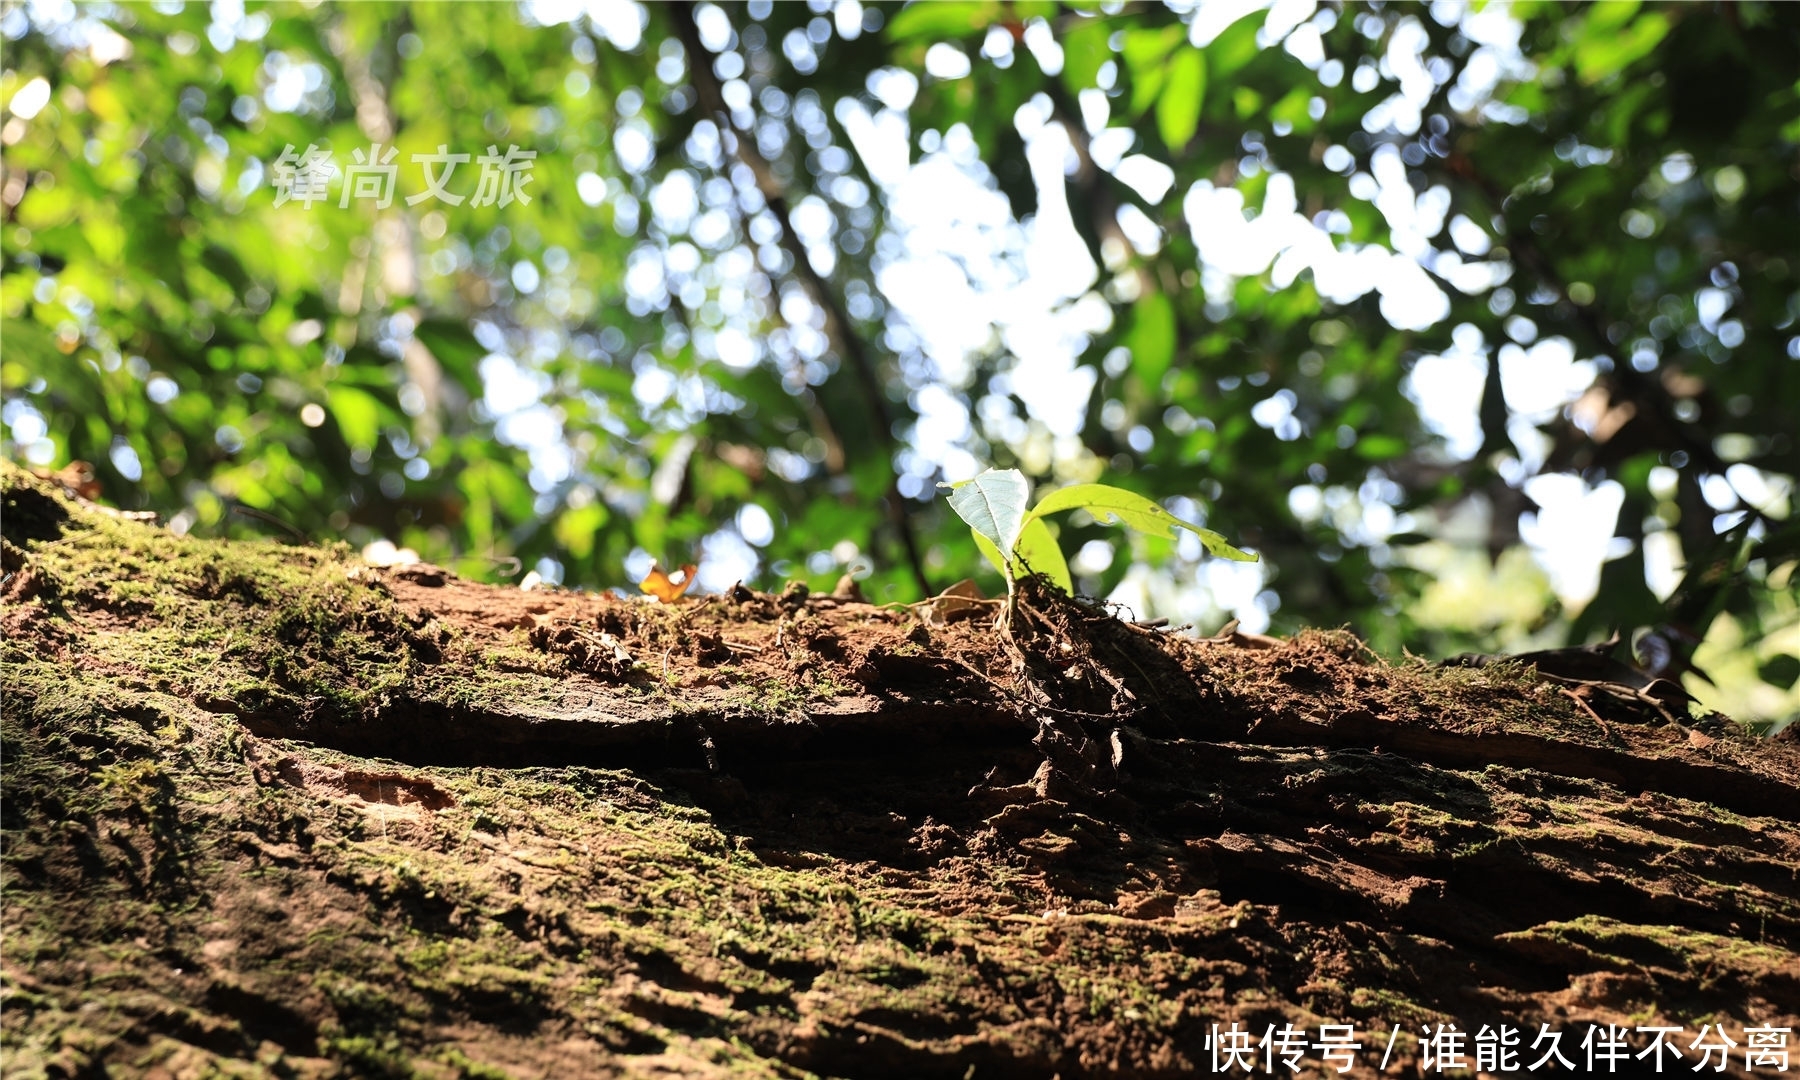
1355, 434, 1407, 460
1129, 66, 1168, 119
1123, 25, 1185, 116
1269, 85, 1315, 135
554, 501, 609, 560
971, 516, 1072, 593
971, 529, 1009, 579
1014, 517, 1072, 591
1232, 85, 1262, 120
1584, 0, 1642, 35
1574, 11, 1668, 85
326, 385, 382, 451
199, 245, 252, 292
1759, 654, 1800, 692
413, 318, 487, 396
1202, 12, 1262, 78
1120, 24, 1184, 70
1124, 292, 1177, 390
1027, 483, 1256, 562
942, 469, 1031, 573
885, 1, 1001, 42
1059, 20, 1112, 96
1157, 48, 1206, 150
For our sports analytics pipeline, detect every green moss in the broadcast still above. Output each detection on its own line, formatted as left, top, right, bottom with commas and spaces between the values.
1504, 915, 1798, 976
12, 507, 420, 725
434, 1047, 514, 1080
1347, 987, 1442, 1026
717, 675, 815, 715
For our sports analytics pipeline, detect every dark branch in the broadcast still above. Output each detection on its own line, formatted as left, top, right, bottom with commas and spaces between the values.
670, 1, 934, 599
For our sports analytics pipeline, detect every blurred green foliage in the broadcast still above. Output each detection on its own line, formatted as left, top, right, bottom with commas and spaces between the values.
3, 0, 1796, 727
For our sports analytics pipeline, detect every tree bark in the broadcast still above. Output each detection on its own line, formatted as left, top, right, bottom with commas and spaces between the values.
3, 464, 1796, 1078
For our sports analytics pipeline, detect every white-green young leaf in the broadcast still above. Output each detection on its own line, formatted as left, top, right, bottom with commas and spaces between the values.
941, 469, 1031, 570
1026, 483, 1258, 562
970, 517, 1074, 594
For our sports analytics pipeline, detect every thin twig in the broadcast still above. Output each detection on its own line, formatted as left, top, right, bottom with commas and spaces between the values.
484, 555, 524, 577
207, 630, 234, 675
230, 505, 308, 543
1559, 686, 1613, 740
39, 528, 99, 547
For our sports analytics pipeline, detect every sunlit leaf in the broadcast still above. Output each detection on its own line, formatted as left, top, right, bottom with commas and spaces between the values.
942, 469, 1031, 577
1574, 11, 1668, 84
885, 1, 1002, 42
1355, 435, 1407, 461
1013, 516, 1072, 592
1059, 20, 1113, 96
1120, 24, 1185, 70
1584, 0, 1643, 33
1157, 49, 1206, 150
1125, 292, 1177, 391
1123, 25, 1184, 116
1202, 12, 1263, 77
326, 386, 382, 452
1268, 85, 1314, 135
554, 501, 609, 560
1027, 484, 1257, 563
972, 515, 1072, 593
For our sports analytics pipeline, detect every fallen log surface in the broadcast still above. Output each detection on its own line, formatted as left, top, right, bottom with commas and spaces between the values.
4, 465, 1796, 1078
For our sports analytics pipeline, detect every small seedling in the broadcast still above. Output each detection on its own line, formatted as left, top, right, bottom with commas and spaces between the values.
940, 469, 1256, 607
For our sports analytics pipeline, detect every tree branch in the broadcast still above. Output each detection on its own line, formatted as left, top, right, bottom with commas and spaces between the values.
670, 1, 933, 598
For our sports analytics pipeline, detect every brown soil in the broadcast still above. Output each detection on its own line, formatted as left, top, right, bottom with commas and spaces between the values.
3, 465, 1798, 1079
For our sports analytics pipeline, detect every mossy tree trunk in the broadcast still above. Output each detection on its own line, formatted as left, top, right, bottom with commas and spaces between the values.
4, 465, 1797, 1079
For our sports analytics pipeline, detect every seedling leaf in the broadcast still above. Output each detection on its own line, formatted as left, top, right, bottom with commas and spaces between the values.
1014, 517, 1074, 591
1027, 483, 1257, 562
942, 469, 1032, 576
973, 517, 1074, 593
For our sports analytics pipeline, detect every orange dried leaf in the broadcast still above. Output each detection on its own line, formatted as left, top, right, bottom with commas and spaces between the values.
33, 461, 101, 501
640, 562, 698, 603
